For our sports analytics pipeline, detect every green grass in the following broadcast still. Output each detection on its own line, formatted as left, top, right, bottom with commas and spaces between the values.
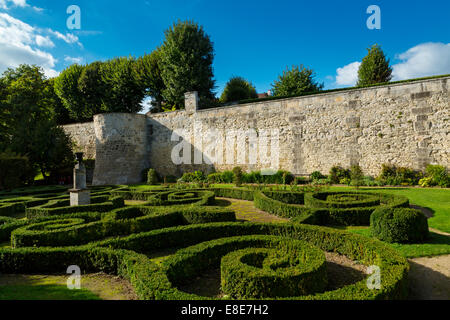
343, 226, 450, 258
0, 285, 101, 300
326, 186, 450, 233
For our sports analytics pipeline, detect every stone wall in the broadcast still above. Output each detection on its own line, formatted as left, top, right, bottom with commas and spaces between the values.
62, 122, 96, 159
92, 113, 149, 185
63, 76, 449, 184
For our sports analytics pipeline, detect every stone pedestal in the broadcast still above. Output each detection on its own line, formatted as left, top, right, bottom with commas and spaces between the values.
70, 153, 91, 206
70, 189, 91, 206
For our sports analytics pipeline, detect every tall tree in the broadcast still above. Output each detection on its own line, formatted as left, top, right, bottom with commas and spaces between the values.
0, 65, 74, 181
357, 44, 392, 86
100, 57, 145, 113
54, 64, 88, 121
135, 48, 166, 112
220, 76, 258, 103
77, 61, 107, 117
271, 65, 323, 97
159, 20, 216, 110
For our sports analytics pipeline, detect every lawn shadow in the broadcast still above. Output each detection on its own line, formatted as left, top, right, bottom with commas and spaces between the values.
214, 199, 232, 207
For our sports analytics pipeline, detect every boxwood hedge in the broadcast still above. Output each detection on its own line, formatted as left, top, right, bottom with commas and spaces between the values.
370, 207, 429, 243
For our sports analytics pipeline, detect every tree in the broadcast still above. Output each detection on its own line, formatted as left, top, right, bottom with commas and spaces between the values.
77, 61, 107, 117
159, 20, 216, 110
220, 76, 258, 103
100, 57, 146, 113
357, 44, 392, 86
0, 65, 74, 182
45, 78, 73, 125
135, 49, 166, 113
271, 65, 323, 97
54, 64, 87, 121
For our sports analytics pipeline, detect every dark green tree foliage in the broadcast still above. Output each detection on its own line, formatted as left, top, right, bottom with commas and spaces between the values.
77, 61, 107, 117
101, 57, 145, 113
159, 20, 216, 110
45, 78, 72, 125
357, 44, 393, 86
54, 64, 87, 121
135, 49, 166, 113
220, 77, 258, 103
0, 65, 74, 182
271, 65, 323, 97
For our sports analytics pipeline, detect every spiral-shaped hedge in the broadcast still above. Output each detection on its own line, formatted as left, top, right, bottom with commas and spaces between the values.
253, 190, 409, 226
0, 186, 410, 300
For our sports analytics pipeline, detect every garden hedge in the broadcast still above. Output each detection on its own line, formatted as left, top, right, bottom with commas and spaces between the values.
220, 237, 327, 298
92, 222, 409, 300
11, 206, 236, 248
370, 207, 429, 243
25, 195, 125, 218
254, 190, 409, 226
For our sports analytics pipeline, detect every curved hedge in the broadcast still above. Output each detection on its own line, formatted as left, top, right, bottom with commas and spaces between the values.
11, 206, 236, 248
254, 191, 409, 226
370, 207, 429, 243
25, 195, 125, 218
90, 222, 409, 300
220, 237, 327, 298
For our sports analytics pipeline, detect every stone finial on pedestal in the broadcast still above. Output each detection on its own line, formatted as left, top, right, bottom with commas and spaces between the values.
69, 152, 90, 206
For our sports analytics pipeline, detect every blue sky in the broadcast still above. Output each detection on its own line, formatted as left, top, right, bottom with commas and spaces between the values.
1, 0, 449, 106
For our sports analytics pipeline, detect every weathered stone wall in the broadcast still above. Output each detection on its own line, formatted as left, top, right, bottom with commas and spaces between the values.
63, 76, 449, 184
62, 122, 96, 159
148, 77, 449, 177
92, 113, 149, 185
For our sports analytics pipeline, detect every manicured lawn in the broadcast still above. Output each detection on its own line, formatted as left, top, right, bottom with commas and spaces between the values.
0, 284, 100, 300
327, 186, 450, 233
343, 226, 450, 258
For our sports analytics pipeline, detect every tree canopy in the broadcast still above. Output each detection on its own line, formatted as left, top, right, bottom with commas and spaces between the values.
0, 65, 74, 182
357, 44, 393, 86
271, 65, 323, 97
159, 20, 216, 110
220, 76, 258, 103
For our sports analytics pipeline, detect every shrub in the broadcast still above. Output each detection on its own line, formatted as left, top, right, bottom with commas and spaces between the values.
350, 165, 364, 188
164, 175, 177, 183
180, 171, 206, 183
147, 169, 159, 185
232, 167, 244, 187
425, 165, 449, 187
370, 207, 429, 243
0, 153, 34, 190
310, 171, 325, 181
378, 164, 422, 186
329, 166, 350, 184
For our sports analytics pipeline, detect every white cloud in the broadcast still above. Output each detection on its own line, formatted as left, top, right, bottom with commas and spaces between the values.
35, 34, 54, 48
335, 61, 361, 86
392, 42, 450, 80
47, 29, 83, 47
0, 0, 28, 9
0, 12, 58, 77
64, 56, 83, 64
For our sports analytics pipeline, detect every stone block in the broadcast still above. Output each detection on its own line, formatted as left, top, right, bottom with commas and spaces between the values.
70, 190, 90, 206
411, 91, 431, 100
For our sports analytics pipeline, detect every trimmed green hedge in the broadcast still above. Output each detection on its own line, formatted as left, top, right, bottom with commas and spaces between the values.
11, 206, 236, 248
145, 190, 215, 206
93, 222, 409, 300
220, 237, 327, 298
211, 188, 255, 201
254, 190, 409, 226
370, 207, 429, 243
25, 196, 125, 219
